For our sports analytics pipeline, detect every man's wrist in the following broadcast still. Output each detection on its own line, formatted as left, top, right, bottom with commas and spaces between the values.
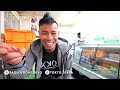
5, 56, 25, 69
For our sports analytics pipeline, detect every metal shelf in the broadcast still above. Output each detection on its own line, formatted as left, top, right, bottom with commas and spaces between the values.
4, 11, 20, 29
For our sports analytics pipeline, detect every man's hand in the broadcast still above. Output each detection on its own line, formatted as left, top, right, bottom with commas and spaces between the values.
0, 42, 26, 65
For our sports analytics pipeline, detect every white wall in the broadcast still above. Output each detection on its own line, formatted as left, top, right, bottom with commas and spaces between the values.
58, 26, 77, 44
0, 11, 4, 34
20, 16, 31, 30
72, 11, 120, 44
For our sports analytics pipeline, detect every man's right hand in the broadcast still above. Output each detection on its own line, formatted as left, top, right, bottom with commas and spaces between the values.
0, 42, 26, 65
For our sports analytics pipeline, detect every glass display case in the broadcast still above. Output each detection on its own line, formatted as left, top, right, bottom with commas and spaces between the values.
71, 44, 82, 64
72, 44, 120, 79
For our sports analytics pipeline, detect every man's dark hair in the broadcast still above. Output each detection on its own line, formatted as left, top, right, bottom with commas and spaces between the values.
39, 12, 58, 26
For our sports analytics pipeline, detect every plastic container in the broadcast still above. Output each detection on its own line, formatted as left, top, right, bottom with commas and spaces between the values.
5, 29, 36, 51
6, 41, 32, 51
5, 29, 36, 42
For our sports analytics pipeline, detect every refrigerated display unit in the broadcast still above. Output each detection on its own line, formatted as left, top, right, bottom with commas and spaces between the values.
72, 44, 120, 79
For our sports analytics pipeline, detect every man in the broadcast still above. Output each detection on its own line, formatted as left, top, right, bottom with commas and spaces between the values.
0, 12, 73, 79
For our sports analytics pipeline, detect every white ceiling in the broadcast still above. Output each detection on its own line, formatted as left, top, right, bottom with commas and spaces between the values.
17, 11, 63, 18
17, 11, 81, 27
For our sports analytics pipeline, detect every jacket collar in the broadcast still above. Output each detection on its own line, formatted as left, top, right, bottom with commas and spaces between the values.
30, 39, 72, 79
31, 39, 72, 57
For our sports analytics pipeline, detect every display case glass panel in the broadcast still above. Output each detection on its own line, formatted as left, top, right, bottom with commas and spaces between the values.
73, 45, 82, 64
79, 46, 97, 70
73, 44, 120, 79
92, 45, 120, 79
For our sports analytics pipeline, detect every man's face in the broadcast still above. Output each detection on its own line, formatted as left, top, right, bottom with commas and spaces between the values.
39, 23, 59, 52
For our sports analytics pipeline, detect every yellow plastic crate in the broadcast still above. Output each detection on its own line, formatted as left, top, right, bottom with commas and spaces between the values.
5, 29, 36, 42
5, 29, 36, 51
6, 41, 32, 51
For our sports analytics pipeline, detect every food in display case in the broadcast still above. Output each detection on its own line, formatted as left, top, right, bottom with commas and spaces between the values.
73, 44, 120, 79
96, 50, 105, 57
79, 47, 97, 69
93, 47, 120, 79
